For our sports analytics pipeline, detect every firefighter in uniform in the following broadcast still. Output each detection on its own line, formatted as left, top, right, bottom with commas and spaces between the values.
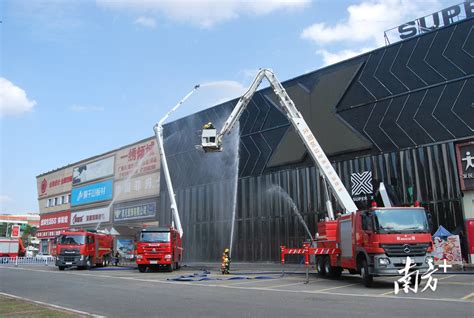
221, 248, 230, 274
203, 122, 215, 129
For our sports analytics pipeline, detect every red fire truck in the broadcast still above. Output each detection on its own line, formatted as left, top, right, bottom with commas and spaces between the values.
0, 238, 26, 258
281, 203, 434, 286
200, 69, 434, 287
55, 229, 113, 270
136, 226, 182, 273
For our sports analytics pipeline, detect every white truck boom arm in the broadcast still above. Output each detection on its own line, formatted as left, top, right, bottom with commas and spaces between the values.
154, 85, 200, 238
201, 69, 357, 217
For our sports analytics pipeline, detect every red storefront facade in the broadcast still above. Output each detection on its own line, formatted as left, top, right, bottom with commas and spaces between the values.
37, 211, 70, 255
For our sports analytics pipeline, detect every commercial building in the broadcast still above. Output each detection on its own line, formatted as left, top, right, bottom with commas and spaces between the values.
37, 10, 473, 263
36, 137, 160, 257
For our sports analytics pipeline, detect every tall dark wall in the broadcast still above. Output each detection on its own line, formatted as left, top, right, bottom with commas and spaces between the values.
336, 18, 473, 152
160, 141, 462, 262
160, 19, 473, 262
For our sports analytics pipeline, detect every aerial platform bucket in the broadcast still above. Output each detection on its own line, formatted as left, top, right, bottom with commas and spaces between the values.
201, 129, 221, 152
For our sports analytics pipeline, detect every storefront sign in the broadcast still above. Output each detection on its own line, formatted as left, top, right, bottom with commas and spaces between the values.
39, 211, 70, 231
115, 139, 159, 179
114, 172, 159, 202
71, 207, 110, 226
71, 179, 113, 206
351, 171, 374, 202
385, 1, 474, 43
456, 141, 474, 190
11, 225, 20, 238
113, 199, 157, 222
37, 167, 73, 198
37, 229, 65, 239
73, 156, 115, 185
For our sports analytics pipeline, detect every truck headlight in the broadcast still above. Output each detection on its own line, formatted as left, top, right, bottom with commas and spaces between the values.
164, 254, 172, 259
378, 258, 390, 265
425, 256, 434, 264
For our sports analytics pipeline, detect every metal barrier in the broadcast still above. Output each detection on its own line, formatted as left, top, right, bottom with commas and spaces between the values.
0, 256, 56, 266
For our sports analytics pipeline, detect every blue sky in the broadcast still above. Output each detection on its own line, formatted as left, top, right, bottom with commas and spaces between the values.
0, 0, 454, 214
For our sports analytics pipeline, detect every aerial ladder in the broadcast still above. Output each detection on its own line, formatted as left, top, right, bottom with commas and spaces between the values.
201, 69, 431, 287
154, 85, 200, 238
201, 68, 358, 219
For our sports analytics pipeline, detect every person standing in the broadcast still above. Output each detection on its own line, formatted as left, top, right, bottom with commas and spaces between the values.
221, 248, 230, 274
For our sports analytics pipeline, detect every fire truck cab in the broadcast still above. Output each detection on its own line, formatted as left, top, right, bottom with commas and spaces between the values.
136, 226, 182, 273
314, 206, 434, 286
56, 229, 113, 270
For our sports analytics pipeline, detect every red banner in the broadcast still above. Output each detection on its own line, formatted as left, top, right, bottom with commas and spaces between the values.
39, 211, 71, 231
466, 219, 474, 255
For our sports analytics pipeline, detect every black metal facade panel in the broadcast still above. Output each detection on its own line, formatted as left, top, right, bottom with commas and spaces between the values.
336, 18, 474, 152
160, 141, 463, 262
157, 20, 472, 262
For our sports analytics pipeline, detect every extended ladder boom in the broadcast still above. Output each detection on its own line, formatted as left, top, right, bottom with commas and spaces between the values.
201, 69, 357, 217
154, 85, 200, 238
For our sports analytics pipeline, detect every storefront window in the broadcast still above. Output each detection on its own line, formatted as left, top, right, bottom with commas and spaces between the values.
41, 240, 49, 254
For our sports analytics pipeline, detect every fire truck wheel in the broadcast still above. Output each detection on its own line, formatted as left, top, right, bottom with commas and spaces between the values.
168, 264, 173, 272
84, 258, 91, 270
324, 257, 342, 278
138, 265, 147, 273
316, 257, 326, 277
360, 259, 373, 287
58, 266, 65, 271
324, 256, 333, 277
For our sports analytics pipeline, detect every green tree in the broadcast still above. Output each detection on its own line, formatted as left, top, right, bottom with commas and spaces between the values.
21, 224, 37, 246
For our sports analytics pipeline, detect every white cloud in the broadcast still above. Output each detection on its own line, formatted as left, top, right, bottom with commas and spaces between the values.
0, 78, 37, 118
301, 0, 445, 68
134, 16, 157, 28
317, 47, 374, 66
69, 105, 105, 112
97, 0, 310, 28
301, 0, 441, 47
0, 195, 12, 205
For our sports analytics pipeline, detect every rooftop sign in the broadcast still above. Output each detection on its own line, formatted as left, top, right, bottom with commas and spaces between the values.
384, 1, 473, 44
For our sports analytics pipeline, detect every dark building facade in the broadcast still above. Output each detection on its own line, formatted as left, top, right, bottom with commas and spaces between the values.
160, 18, 474, 262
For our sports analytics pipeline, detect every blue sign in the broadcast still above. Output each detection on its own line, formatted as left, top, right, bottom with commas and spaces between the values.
71, 179, 113, 206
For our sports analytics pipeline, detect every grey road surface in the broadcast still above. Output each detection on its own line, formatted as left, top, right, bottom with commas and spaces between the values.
0, 265, 473, 318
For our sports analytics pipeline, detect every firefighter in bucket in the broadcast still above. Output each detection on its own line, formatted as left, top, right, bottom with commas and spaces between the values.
221, 248, 230, 274
203, 122, 215, 129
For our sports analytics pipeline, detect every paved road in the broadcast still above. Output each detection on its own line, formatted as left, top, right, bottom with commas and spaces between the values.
0, 264, 473, 318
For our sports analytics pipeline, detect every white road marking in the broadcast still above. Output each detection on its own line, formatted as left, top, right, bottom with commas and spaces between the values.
461, 292, 474, 300
0, 291, 105, 317
220, 278, 278, 286
2, 266, 473, 304
438, 275, 455, 281
265, 282, 305, 289
314, 283, 359, 292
